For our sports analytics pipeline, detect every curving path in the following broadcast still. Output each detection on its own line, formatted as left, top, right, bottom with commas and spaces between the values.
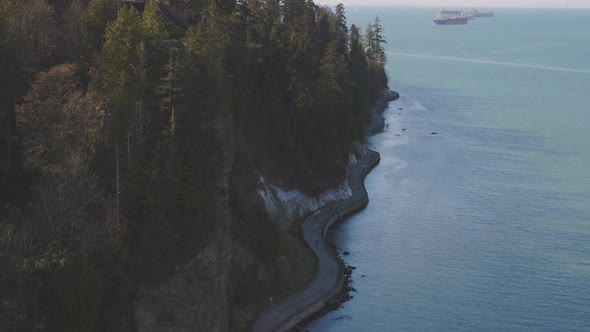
251, 149, 381, 332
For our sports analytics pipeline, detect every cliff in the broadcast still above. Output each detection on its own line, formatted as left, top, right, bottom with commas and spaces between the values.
256, 152, 360, 231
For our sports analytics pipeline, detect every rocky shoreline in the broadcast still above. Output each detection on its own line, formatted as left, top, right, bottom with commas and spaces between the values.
290, 242, 358, 332
365, 90, 400, 136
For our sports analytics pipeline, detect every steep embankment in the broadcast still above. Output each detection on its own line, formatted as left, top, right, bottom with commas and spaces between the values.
134, 117, 235, 331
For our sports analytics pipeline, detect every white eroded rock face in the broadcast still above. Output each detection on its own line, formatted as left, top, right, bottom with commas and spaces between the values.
257, 153, 359, 230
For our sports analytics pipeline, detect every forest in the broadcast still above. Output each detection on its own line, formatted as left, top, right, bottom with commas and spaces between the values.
0, 0, 388, 330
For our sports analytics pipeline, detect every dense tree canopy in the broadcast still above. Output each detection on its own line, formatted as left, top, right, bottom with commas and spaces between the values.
0, 0, 389, 330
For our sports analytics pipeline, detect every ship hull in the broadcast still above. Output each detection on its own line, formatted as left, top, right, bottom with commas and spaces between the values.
434, 18, 469, 25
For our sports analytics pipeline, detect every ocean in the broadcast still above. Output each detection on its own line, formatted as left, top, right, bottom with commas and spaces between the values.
306, 7, 590, 331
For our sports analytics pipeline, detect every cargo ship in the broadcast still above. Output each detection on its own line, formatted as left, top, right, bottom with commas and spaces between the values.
434, 10, 469, 25
475, 11, 495, 17
471, 9, 495, 17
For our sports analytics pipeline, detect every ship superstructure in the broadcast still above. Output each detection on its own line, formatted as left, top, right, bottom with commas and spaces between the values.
434, 8, 495, 25
434, 8, 469, 25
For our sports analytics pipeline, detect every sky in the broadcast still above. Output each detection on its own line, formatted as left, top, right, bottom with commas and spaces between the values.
316, 0, 590, 8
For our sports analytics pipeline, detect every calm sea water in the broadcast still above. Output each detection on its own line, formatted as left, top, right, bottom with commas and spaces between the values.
307, 7, 590, 331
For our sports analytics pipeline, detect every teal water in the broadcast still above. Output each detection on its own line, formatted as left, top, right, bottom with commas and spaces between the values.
307, 7, 590, 331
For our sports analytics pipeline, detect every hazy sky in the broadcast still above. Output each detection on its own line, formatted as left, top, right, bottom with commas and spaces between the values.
317, 0, 590, 8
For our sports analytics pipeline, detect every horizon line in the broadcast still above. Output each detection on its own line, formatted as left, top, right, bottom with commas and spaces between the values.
319, 4, 590, 9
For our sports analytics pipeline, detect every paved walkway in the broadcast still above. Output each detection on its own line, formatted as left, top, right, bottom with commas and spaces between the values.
251, 150, 380, 332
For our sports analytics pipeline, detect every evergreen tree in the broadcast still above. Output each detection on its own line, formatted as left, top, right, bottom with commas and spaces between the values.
365, 16, 387, 65
101, 7, 144, 92
186, 0, 230, 79
349, 24, 370, 116
82, 0, 117, 53
142, 0, 169, 41
364, 22, 375, 60
282, 0, 307, 31
315, 10, 331, 55
372, 15, 387, 65
319, 40, 348, 97
334, 3, 348, 54
260, 0, 281, 45
318, 40, 352, 148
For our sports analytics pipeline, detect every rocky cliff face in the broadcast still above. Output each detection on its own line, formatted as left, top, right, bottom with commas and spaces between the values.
134, 116, 235, 332
256, 152, 360, 231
